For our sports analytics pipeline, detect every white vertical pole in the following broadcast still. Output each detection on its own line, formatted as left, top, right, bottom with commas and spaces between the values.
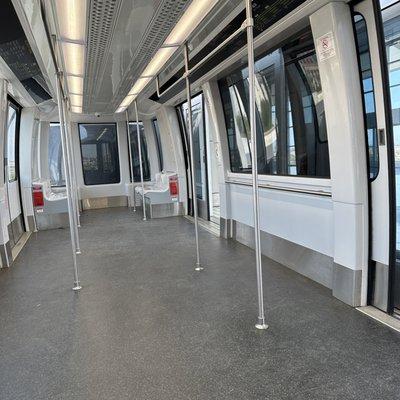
65, 109, 81, 227
134, 101, 146, 220
55, 72, 81, 291
60, 98, 81, 254
245, 0, 267, 329
184, 43, 203, 271
126, 110, 136, 212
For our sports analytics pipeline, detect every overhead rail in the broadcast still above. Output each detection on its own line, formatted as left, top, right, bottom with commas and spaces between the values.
40, 0, 82, 291
155, 22, 247, 99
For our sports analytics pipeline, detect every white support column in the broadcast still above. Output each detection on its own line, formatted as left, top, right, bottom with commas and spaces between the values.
0, 79, 11, 267
310, 2, 368, 306
202, 81, 232, 236
156, 106, 188, 212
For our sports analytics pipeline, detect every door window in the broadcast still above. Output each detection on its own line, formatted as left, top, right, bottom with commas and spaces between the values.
6, 104, 18, 182
79, 123, 120, 185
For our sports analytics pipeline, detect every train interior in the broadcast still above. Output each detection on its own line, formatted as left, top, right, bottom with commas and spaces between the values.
1, 0, 400, 398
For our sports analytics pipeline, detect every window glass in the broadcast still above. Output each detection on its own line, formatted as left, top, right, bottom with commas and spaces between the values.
354, 14, 379, 180
128, 122, 151, 181
218, 29, 330, 178
177, 94, 207, 200
79, 123, 120, 185
152, 119, 164, 172
6, 104, 18, 182
48, 123, 65, 186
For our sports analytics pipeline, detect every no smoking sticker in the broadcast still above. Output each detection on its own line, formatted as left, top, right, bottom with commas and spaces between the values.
317, 32, 336, 61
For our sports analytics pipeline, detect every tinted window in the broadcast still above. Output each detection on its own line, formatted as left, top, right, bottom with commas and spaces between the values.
128, 122, 151, 181
152, 119, 164, 172
219, 30, 330, 178
48, 123, 65, 186
354, 14, 379, 179
79, 123, 120, 185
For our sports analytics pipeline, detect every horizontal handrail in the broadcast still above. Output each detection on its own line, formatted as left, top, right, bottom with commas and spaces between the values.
156, 20, 248, 99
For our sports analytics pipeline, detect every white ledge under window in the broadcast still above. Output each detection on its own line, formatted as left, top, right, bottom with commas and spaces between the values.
225, 172, 332, 196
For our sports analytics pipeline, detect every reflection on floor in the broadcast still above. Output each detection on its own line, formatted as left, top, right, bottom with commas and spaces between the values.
0, 207, 399, 400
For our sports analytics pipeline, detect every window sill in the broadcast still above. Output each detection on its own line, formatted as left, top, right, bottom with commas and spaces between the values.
225, 172, 332, 196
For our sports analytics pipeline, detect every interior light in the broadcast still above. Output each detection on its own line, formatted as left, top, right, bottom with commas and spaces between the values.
62, 42, 85, 76
69, 94, 83, 107
116, 0, 218, 113
55, 0, 87, 42
67, 76, 84, 95
128, 78, 152, 95
71, 106, 83, 114
121, 95, 136, 108
164, 0, 218, 46
141, 47, 176, 77
116, 107, 126, 114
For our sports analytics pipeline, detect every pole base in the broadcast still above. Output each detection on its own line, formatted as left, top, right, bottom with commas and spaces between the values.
255, 317, 268, 330
143, 218, 147, 221
194, 263, 204, 272
72, 284, 82, 291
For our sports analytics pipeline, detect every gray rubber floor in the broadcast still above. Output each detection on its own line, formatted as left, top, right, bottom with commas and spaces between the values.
0, 207, 399, 400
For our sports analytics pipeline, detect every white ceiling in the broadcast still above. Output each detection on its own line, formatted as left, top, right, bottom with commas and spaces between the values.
83, 0, 191, 114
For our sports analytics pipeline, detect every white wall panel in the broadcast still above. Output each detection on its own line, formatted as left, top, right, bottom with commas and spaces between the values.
229, 184, 334, 257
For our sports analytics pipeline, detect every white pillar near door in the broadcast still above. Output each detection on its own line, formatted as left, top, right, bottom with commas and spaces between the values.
310, 2, 369, 306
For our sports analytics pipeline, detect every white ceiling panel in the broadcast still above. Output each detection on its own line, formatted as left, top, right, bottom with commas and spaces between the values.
83, 0, 191, 114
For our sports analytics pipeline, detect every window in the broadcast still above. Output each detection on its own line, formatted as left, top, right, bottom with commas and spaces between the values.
6, 102, 19, 182
128, 122, 151, 181
354, 14, 379, 180
219, 29, 330, 178
152, 119, 164, 172
78, 123, 120, 185
48, 123, 65, 186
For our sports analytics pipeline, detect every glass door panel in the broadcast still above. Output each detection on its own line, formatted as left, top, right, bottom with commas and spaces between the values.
178, 93, 209, 220
5, 101, 24, 247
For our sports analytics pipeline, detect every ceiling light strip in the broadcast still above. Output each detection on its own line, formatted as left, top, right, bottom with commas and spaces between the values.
55, 0, 88, 113
116, 0, 218, 113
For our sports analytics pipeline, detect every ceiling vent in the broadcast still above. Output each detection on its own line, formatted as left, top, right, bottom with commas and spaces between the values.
84, 0, 123, 111
83, 0, 190, 113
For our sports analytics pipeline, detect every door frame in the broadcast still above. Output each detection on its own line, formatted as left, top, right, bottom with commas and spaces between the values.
351, 0, 397, 314
5, 95, 26, 245
176, 92, 210, 221
375, 0, 399, 315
